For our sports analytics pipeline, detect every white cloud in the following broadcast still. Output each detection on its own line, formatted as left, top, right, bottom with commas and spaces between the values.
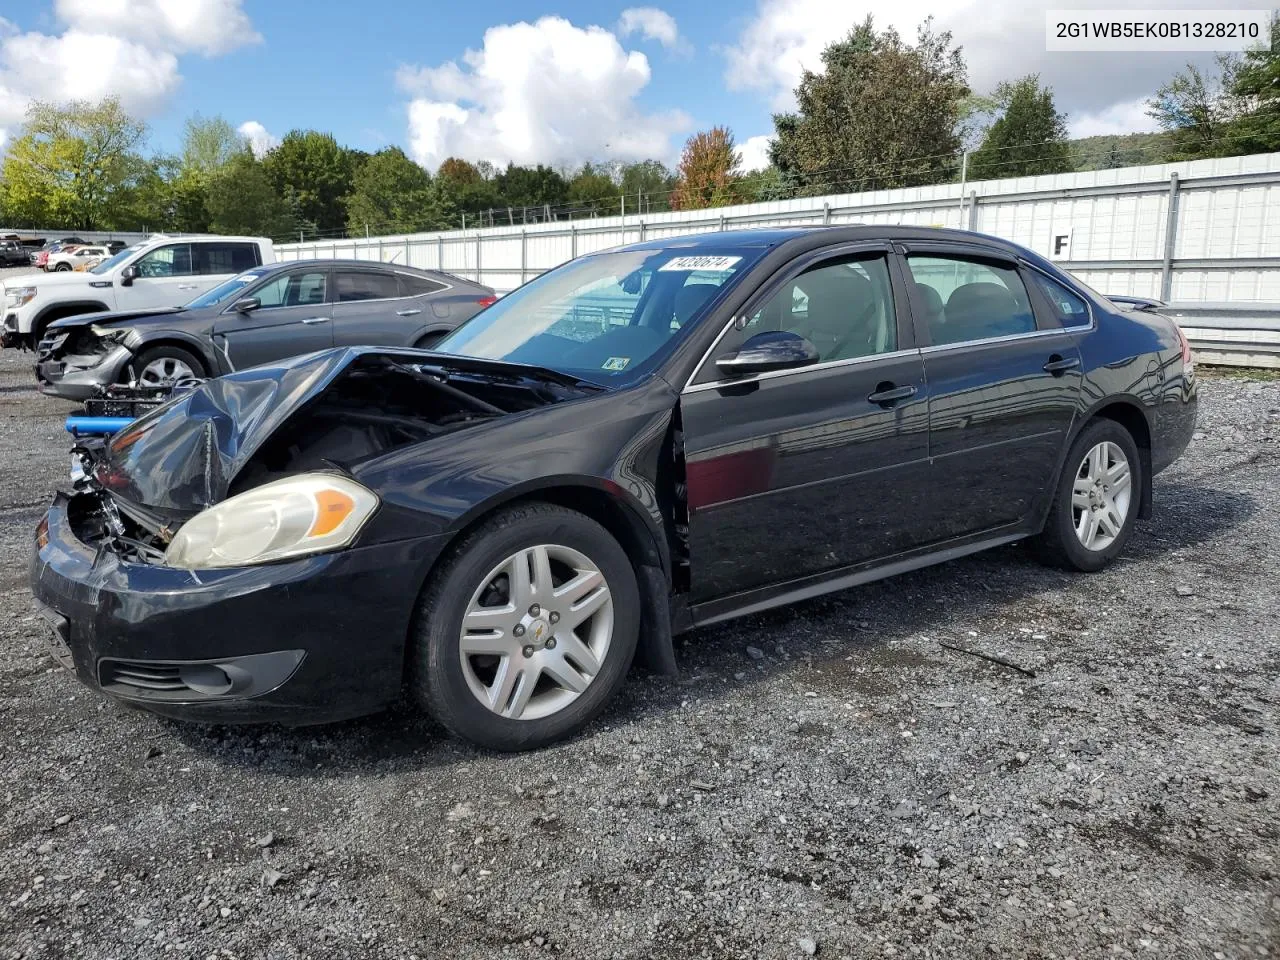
55, 0, 260, 56
0, 0, 256, 141
238, 120, 279, 156
724, 0, 1227, 137
737, 134, 774, 171
1068, 98, 1160, 138
399, 16, 691, 172
618, 8, 685, 51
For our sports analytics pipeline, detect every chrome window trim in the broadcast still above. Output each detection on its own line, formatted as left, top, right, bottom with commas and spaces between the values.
1020, 260, 1096, 332
392, 270, 453, 298
682, 347, 921, 395
917, 322, 1093, 355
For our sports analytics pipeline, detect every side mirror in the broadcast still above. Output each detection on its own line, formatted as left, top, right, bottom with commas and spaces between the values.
231, 297, 260, 314
715, 330, 820, 377
119, 264, 139, 286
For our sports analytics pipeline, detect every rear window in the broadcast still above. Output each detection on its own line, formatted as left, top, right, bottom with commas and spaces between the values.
399, 273, 446, 296
194, 242, 260, 275
335, 271, 400, 302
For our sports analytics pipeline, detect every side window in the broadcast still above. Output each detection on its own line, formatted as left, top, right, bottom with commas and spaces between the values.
905, 255, 1036, 346
134, 243, 193, 278
335, 271, 401, 302
252, 271, 328, 310
194, 242, 259, 276
737, 256, 898, 363
398, 273, 446, 297
1031, 272, 1091, 327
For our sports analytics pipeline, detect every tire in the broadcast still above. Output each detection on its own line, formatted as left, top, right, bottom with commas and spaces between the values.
129, 345, 206, 387
54, 263, 71, 271
410, 502, 640, 751
1034, 418, 1142, 572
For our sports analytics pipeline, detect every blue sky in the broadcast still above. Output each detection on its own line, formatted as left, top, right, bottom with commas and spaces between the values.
1, 1, 1221, 173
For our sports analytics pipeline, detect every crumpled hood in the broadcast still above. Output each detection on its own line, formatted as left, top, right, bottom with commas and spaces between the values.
48, 306, 188, 333
93, 348, 364, 518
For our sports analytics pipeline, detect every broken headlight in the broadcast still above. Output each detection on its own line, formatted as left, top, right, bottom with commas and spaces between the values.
89, 325, 129, 344
164, 474, 379, 569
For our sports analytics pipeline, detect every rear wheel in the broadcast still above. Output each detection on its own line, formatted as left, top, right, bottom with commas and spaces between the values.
129, 345, 205, 387
53, 262, 71, 271
410, 503, 640, 750
1034, 419, 1141, 572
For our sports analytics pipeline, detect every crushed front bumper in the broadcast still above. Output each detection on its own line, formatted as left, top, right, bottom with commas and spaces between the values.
35, 340, 133, 401
29, 493, 448, 725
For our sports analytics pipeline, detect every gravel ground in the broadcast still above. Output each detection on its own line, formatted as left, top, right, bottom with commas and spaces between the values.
1, 341, 1278, 960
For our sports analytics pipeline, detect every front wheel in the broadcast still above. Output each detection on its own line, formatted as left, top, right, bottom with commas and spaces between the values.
1034, 419, 1141, 572
129, 345, 206, 387
410, 503, 640, 750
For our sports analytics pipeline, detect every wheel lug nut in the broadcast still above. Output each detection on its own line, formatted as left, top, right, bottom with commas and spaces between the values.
523, 645, 534, 658
549, 611, 560, 624
529, 604, 540, 616
545, 638, 556, 650
513, 624, 525, 637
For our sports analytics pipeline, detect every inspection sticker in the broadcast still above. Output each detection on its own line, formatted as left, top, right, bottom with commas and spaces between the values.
658, 255, 742, 272
602, 357, 631, 371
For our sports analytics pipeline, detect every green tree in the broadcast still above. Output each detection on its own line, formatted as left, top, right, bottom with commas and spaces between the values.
1230, 16, 1280, 152
671, 127, 742, 210
493, 164, 570, 211
619, 160, 676, 212
262, 130, 358, 233
769, 17, 968, 193
344, 147, 455, 233
1146, 57, 1243, 158
181, 114, 242, 176
567, 163, 617, 210
0, 97, 148, 229
207, 149, 295, 237
968, 75, 1072, 180
739, 166, 797, 202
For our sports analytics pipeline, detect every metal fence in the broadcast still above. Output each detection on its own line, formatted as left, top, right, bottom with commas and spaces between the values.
0, 227, 151, 245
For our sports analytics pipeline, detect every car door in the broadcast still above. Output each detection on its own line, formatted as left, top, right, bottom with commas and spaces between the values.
328, 269, 417, 347
898, 243, 1085, 541
122, 242, 203, 309
213, 268, 334, 370
680, 245, 932, 603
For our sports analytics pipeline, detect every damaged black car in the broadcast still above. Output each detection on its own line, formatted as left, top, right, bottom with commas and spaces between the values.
30, 227, 1197, 750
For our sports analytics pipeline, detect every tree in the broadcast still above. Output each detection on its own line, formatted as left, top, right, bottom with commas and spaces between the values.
670, 127, 742, 210
739, 166, 797, 202
619, 160, 676, 212
769, 18, 968, 193
262, 130, 359, 233
1146, 57, 1243, 158
207, 149, 295, 237
1229, 16, 1280, 152
968, 75, 1072, 180
493, 164, 569, 210
438, 157, 482, 183
567, 163, 617, 210
181, 114, 242, 176
0, 97, 148, 229
344, 147, 455, 233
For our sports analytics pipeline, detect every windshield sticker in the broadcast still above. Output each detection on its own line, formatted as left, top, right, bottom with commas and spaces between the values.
602, 357, 631, 371
658, 255, 742, 272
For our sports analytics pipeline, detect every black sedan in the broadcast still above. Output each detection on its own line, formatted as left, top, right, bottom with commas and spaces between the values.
33, 259, 496, 400
30, 226, 1197, 750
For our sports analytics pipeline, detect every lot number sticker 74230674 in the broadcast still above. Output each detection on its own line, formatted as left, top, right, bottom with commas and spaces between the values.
658, 256, 742, 272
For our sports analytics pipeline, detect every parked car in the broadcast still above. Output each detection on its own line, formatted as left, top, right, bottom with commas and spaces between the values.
34, 259, 495, 398
29, 226, 1197, 750
2, 234, 274, 349
72, 256, 108, 272
0, 240, 29, 267
46, 245, 110, 271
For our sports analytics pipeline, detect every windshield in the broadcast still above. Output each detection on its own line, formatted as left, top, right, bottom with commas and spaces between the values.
435, 247, 761, 386
89, 244, 145, 276
184, 269, 272, 309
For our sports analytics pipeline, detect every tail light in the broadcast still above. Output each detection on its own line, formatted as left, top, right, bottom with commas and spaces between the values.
475, 295, 498, 308
1174, 322, 1195, 376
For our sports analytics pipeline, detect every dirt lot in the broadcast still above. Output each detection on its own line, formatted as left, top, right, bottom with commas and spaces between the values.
0, 341, 1277, 960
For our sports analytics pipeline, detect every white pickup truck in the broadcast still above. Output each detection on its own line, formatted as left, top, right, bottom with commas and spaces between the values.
2, 234, 275, 350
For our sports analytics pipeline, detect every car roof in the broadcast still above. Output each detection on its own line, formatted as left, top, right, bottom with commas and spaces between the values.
246, 258, 460, 278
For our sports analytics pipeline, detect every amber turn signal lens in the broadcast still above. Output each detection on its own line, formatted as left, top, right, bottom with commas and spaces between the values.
309, 489, 355, 537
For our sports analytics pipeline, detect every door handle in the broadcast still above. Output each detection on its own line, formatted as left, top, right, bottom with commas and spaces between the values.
867, 383, 917, 406
1043, 354, 1080, 375
396, 308, 422, 317
177, 284, 199, 290
300, 316, 329, 324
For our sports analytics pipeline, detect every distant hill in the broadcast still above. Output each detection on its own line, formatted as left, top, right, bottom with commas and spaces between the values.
1066, 132, 1177, 171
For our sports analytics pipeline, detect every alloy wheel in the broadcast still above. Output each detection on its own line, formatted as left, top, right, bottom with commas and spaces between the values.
459, 543, 614, 721
1071, 441, 1131, 551
138, 356, 196, 386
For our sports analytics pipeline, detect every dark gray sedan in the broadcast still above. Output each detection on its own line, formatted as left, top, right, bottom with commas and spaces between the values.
35, 259, 496, 400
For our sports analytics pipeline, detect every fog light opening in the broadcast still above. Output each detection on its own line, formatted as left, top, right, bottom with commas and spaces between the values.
178, 664, 234, 696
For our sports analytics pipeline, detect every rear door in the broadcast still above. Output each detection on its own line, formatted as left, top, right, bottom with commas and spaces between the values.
898, 243, 1085, 540
330, 269, 432, 347
192, 241, 261, 298
681, 245, 932, 603
214, 268, 334, 370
